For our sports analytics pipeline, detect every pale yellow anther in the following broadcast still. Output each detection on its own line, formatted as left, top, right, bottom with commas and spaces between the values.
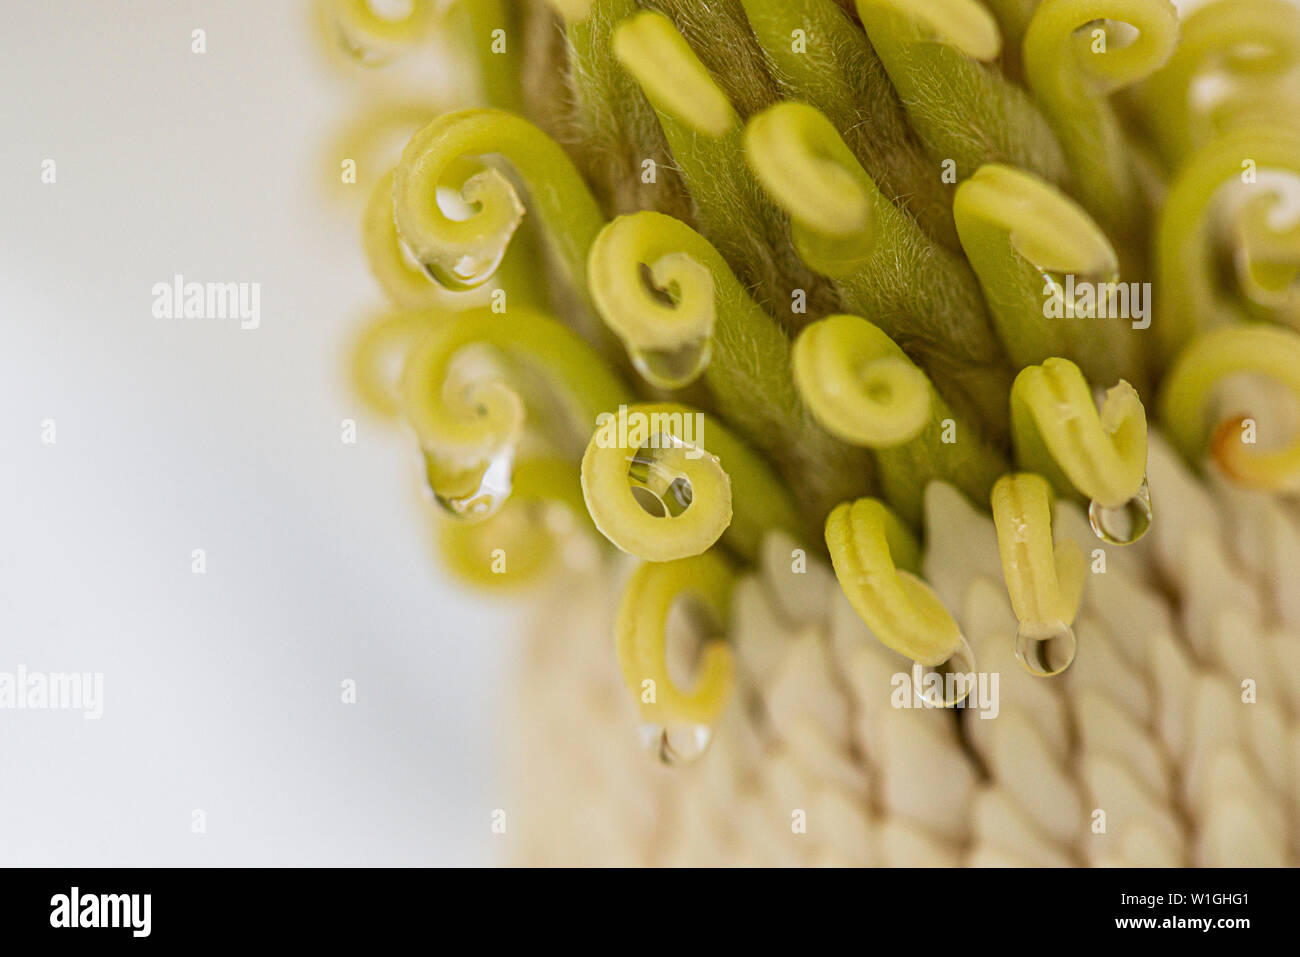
1011, 357, 1148, 510
825, 497, 966, 667
616, 552, 736, 728
744, 103, 872, 239
991, 473, 1085, 668
857, 0, 1003, 61
613, 11, 738, 138
792, 315, 931, 448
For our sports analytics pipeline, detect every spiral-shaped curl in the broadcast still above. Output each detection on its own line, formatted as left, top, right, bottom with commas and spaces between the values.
586, 212, 718, 389
393, 109, 606, 294
744, 103, 1012, 437
954, 163, 1135, 385
743, 102, 877, 275
616, 552, 736, 730
365, 169, 464, 311
324, 0, 434, 67
825, 497, 970, 670
991, 473, 1085, 676
1010, 357, 1149, 514
587, 211, 875, 523
438, 457, 592, 589
1234, 193, 1300, 310
1022, 0, 1179, 232
401, 305, 628, 520
581, 402, 802, 563
349, 306, 443, 419
792, 315, 931, 448
1155, 125, 1300, 358
1139, 0, 1300, 166
1159, 323, 1300, 492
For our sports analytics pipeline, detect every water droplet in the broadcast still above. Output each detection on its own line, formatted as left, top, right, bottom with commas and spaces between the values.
910, 635, 977, 708
1015, 619, 1077, 677
627, 445, 695, 517
419, 249, 509, 292
637, 722, 713, 767
1089, 476, 1152, 545
333, 29, 396, 67
424, 446, 514, 521
628, 336, 713, 390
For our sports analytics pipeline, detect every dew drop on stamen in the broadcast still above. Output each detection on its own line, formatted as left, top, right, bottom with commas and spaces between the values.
1015, 619, 1077, 677
628, 336, 713, 390
910, 635, 977, 708
425, 446, 514, 521
1088, 476, 1152, 545
419, 249, 509, 292
637, 722, 713, 767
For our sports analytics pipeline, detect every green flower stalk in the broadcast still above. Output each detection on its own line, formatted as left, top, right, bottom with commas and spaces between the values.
611, 8, 839, 323
738, 0, 959, 247
744, 101, 1015, 434
954, 163, 1140, 386
322, 0, 1300, 865
854, 0, 1069, 185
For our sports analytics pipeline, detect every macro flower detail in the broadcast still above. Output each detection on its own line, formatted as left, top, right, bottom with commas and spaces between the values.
324, 0, 1300, 866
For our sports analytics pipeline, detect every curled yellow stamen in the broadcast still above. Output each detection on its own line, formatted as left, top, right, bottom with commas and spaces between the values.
1159, 323, 1300, 492
438, 457, 590, 589
588, 210, 878, 521
1235, 192, 1300, 309
1155, 125, 1300, 358
401, 305, 628, 520
1139, 0, 1300, 164
1022, 0, 1179, 229
825, 498, 973, 692
857, 0, 1003, 62
956, 164, 1118, 290
954, 163, 1133, 384
991, 473, 1085, 677
321, 100, 440, 201
324, 0, 434, 66
586, 212, 717, 389
611, 11, 738, 138
1011, 357, 1149, 519
349, 307, 443, 419
792, 315, 931, 448
616, 552, 735, 764
743, 102, 877, 274
581, 403, 801, 562
393, 109, 606, 293
365, 169, 469, 311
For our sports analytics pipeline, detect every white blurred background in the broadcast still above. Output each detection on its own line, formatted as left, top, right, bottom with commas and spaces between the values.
0, 1, 515, 865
